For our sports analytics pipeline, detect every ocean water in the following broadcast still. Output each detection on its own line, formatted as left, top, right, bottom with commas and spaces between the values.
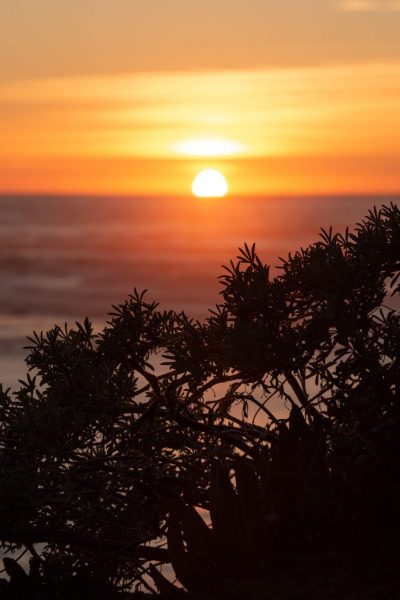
0, 194, 395, 388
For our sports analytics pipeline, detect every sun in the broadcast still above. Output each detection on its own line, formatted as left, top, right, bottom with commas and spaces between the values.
192, 169, 228, 198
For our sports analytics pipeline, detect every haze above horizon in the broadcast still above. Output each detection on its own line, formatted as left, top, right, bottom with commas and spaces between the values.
1, 0, 400, 196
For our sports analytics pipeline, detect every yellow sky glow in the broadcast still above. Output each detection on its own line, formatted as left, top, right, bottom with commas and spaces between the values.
1, 62, 400, 195
175, 140, 246, 158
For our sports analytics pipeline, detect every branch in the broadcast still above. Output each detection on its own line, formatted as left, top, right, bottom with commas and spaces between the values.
0, 528, 169, 562
173, 413, 262, 458
284, 371, 309, 408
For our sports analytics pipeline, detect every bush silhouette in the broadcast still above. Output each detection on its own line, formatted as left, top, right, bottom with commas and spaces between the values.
0, 204, 400, 598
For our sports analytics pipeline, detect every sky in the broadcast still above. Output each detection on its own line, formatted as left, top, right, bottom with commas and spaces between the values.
1, 0, 400, 196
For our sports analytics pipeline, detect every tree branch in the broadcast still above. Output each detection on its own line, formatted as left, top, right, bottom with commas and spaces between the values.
0, 528, 169, 562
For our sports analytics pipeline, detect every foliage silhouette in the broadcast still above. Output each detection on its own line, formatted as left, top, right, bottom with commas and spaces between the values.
0, 204, 400, 598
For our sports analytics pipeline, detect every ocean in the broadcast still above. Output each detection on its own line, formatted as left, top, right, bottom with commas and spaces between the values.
0, 194, 395, 388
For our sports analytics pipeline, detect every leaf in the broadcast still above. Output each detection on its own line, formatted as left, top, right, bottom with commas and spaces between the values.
234, 456, 264, 561
210, 459, 239, 550
177, 498, 214, 560
149, 564, 180, 595
167, 505, 193, 590
289, 405, 309, 440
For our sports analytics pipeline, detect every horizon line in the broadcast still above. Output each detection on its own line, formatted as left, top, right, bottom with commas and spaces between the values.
1, 191, 399, 201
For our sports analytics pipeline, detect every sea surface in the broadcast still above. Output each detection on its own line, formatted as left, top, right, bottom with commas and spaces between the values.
0, 194, 396, 388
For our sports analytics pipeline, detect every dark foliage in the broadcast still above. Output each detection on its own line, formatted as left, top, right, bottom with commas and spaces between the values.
0, 204, 400, 598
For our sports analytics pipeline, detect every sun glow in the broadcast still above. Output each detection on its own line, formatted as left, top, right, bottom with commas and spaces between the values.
192, 169, 229, 198
176, 139, 244, 157
2, 63, 400, 195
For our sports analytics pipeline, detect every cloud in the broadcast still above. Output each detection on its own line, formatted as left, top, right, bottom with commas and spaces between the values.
337, 0, 400, 10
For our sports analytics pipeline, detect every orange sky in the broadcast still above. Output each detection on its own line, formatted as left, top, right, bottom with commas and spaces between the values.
1, 1, 400, 196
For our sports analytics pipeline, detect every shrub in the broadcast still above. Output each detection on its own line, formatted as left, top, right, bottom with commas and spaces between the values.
0, 204, 400, 598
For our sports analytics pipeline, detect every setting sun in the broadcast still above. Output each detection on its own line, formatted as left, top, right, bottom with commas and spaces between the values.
192, 169, 229, 198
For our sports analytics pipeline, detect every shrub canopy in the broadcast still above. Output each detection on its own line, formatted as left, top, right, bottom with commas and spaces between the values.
0, 204, 400, 597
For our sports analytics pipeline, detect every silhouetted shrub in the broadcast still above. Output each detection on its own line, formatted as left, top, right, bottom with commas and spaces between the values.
0, 204, 400, 598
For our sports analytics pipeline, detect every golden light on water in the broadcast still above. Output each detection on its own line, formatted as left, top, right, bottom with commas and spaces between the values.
192, 169, 229, 198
